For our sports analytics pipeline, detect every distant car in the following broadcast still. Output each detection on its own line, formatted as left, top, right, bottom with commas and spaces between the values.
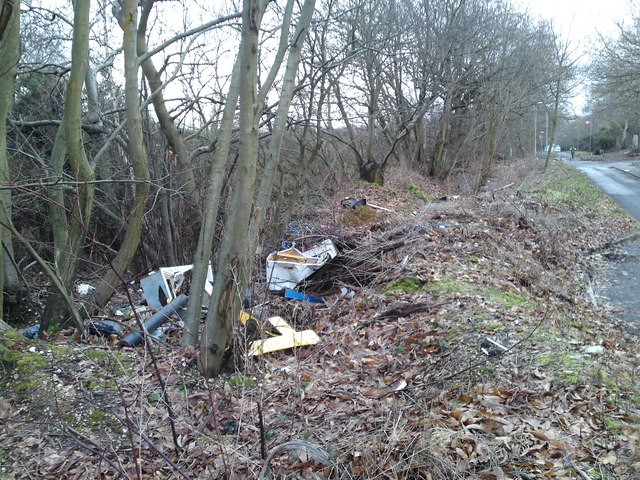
553, 145, 561, 152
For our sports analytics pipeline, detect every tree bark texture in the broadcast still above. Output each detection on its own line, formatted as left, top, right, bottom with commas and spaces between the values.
41, 0, 94, 331
0, 0, 20, 319
181, 54, 242, 346
199, 0, 260, 378
182, 0, 269, 346
89, 0, 151, 310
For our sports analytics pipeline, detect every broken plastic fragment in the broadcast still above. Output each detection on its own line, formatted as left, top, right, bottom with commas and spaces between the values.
341, 197, 367, 208
340, 287, 355, 300
76, 283, 95, 295
284, 288, 325, 304
86, 319, 123, 336
581, 345, 604, 355
266, 239, 337, 291
22, 324, 40, 339
247, 316, 320, 356
480, 337, 508, 356
140, 264, 214, 309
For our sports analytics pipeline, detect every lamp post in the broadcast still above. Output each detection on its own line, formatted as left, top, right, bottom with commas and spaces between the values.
545, 109, 549, 151
586, 120, 592, 152
533, 101, 543, 156
533, 105, 538, 156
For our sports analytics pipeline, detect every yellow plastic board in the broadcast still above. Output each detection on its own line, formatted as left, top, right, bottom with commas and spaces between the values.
247, 316, 320, 356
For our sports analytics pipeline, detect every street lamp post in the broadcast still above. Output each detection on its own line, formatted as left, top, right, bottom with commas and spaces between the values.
545, 109, 549, 151
586, 120, 593, 153
533, 101, 543, 156
533, 105, 538, 156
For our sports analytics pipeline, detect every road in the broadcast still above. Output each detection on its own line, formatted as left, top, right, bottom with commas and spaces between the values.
561, 153, 640, 221
560, 153, 640, 327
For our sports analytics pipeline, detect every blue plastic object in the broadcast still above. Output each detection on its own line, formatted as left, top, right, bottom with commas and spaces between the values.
284, 288, 325, 304
280, 221, 318, 249
22, 324, 40, 339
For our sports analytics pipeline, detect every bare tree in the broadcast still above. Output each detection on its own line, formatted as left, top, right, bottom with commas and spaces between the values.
544, 35, 579, 170
183, 0, 315, 377
589, 17, 640, 151
198, 0, 262, 377
0, 0, 20, 320
88, 0, 152, 309
40, 0, 94, 331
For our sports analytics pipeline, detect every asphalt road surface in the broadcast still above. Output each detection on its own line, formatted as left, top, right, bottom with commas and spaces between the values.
561, 153, 640, 327
562, 153, 640, 221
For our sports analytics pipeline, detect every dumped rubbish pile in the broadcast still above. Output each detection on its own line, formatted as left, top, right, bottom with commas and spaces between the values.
266, 238, 337, 291
56, 210, 475, 353
5, 163, 640, 479
57, 221, 342, 353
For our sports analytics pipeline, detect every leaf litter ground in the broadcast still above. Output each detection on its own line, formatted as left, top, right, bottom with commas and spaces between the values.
1, 158, 640, 479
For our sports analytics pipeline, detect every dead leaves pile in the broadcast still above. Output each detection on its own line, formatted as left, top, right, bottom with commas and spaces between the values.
1, 162, 639, 479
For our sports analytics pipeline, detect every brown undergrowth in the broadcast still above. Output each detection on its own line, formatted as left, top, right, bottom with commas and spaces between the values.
1, 158, 639, 479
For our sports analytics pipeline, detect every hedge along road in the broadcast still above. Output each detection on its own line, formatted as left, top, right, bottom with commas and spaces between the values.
561, 152, 640, 328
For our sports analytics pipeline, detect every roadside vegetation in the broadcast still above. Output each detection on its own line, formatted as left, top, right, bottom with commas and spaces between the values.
1, 157, 638, 478
2, 0, 640, 478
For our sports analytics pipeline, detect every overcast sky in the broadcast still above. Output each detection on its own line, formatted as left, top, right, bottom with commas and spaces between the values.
515, 0, 633, 113
517, 0, 631, 46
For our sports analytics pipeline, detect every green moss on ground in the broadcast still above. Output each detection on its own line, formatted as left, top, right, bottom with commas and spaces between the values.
383, 277, 426, 294
427, 276, 529, 307
227, 375, 256, 388
0, 331, 131, 415
404, 182, 433, 202
341, 205, 379, 225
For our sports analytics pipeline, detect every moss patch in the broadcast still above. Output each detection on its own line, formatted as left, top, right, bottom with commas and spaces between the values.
427, 277, 529, 308
227, 375, 256, 388
0, 448, 12, 477
0, 331, 131, 419
87, 409, 121, 433
427, 277, 471, 294
404, 182, 433, 202
341, 206, 379, 226
383, 277, 426, 294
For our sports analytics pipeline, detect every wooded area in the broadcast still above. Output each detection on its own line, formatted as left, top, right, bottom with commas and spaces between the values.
0, 0, 635, 374
2, 1, 640, 478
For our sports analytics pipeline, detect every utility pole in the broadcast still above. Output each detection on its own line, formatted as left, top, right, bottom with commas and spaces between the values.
533, 102, 542, 156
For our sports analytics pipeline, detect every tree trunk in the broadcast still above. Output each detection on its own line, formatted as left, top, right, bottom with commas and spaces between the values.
182, 0, 269, 346
0, 0, 20, 320
89, 0, 151, 310
431, 91, 452, 179
359, 161, 384, 185
181, 56, 241, 346
41, 0, 94, 331
199, 0, 260, 378
412, 118, 425, 167
478, 122, 496, 188
246, 0, 316, 256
